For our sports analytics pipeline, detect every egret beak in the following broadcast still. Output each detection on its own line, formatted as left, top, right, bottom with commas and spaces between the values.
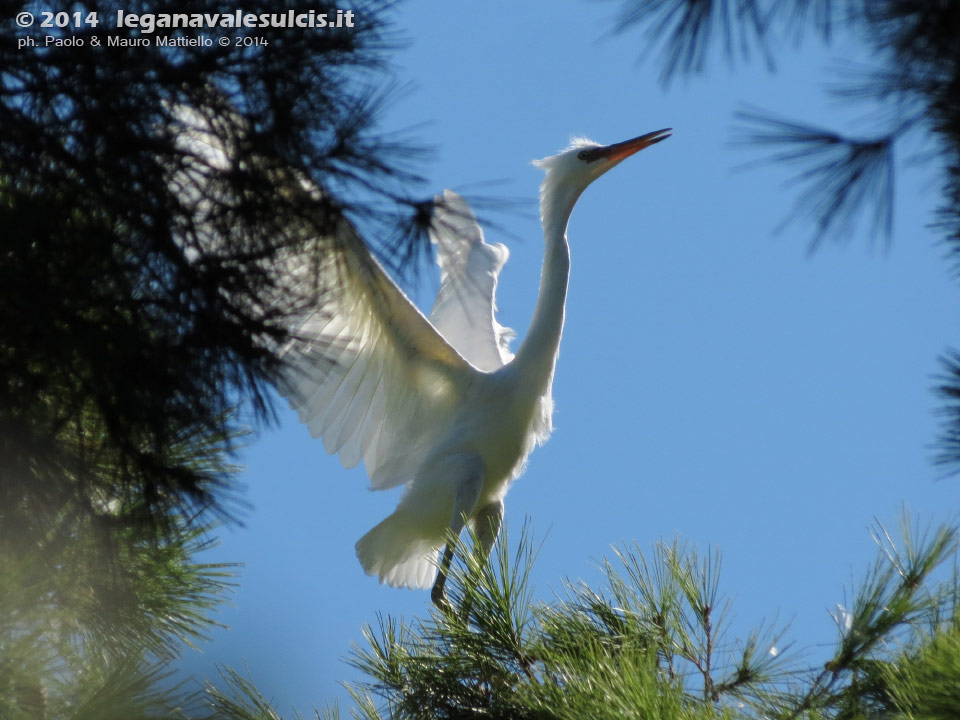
598, 128, 672, 162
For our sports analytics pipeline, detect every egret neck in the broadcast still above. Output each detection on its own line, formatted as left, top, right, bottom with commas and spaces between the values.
513, 180, 580, 391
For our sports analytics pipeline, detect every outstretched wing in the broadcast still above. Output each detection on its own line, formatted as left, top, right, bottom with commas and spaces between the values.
169, 105, 475, 490
428, 190, 514, 372
279, 218, 475, 490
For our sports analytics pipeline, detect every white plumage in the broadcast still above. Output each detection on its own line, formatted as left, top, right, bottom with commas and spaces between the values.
278, 191, 543, 590
278, 130, 671, 603
428, 191, 515, 371
171, 107, 671, 604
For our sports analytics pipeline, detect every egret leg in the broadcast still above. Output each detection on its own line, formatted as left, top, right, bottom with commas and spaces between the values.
430, 455, 483, 609
473, 499, 504, 557
431, 543, 457, 610
455, 500, 505, 619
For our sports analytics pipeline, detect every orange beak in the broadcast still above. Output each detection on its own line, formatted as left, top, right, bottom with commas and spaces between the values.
597, 128, 672, 162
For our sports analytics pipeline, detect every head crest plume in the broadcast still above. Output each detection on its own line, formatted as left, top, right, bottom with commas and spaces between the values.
532, 136, 600, 169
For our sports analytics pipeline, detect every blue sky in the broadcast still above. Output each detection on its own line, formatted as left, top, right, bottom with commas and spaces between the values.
177, 1, 960, 713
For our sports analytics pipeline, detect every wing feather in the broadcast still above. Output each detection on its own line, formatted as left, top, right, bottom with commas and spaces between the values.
170, 105, 476, 491
428, 190, 514, 371
333, 350, 383, 466
280, 218, 474, 490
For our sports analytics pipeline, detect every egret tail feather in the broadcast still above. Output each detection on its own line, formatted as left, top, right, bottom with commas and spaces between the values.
355, 512, 439, 590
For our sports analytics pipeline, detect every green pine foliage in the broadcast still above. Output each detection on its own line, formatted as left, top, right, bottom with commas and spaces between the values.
0, 420, 237, 719
0, 2, 424, 716
0, 520, 233, 719
886, 612, 960, 719
0, 345, 239, 718
12, 511, 955, 719
1, 0, 427, 539
314, 515, 958, 720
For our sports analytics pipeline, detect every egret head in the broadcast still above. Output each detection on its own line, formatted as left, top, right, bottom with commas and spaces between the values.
534, 128, 672, 203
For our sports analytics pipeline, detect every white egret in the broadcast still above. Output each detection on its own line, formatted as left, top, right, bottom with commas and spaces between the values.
280, 129, 671, 606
